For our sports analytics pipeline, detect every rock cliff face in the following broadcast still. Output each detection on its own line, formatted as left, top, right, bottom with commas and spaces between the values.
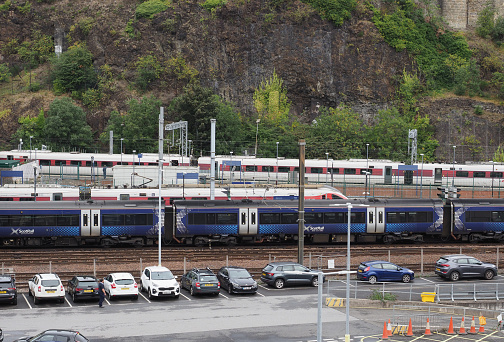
0, 0, 502, 160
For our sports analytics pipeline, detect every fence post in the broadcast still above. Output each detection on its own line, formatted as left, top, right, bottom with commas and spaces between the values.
497, 247, 500, 271
226, 255, 229, 267
421, 248, 424, 275
473, 283, 477, 301
49, 261, 52, 274
388, 249, 391, 262
184, 256, 186, 274
93, 259, 96, 278
140, 258, 142, 277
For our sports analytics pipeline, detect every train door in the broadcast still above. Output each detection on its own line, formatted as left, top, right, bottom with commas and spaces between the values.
434, 168, 442, 183
81, 210, 101, 236
366, 207, 385, 233
238, 208, 258, 235
384, 166, 392, 184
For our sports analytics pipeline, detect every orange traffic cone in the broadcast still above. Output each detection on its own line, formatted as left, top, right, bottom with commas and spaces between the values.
406, 318, 413, 337
458, 316, 467, 335
469, 316, 477, 334
479, 324, 485, 333
424, 318, 432, 335
387, 319, 392, 337
447, 317, 456, 335
382, 321, 389, 340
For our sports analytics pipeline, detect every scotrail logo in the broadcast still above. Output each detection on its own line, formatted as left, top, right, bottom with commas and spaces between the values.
11, 228, 35, 235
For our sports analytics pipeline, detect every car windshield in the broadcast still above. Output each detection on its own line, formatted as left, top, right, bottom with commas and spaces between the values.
41, 280, 60, 287
151, 271, 174, 280
0, 280, 11, 288
437, 257, 449, 263
229, 269, 251, 278
79, 281, 98, 287
200, 275, 217, 282
115, 279, 134, 285
263, 265, 273, 272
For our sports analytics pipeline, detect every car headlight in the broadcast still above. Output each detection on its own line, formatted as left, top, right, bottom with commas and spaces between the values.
231, 282, 240, 287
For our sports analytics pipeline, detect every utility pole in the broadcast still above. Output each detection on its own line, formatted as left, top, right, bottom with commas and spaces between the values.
298, 139, 306, 264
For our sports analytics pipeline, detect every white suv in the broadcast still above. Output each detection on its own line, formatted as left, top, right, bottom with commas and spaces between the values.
104, 273, 138, 300
28, 274, 65, 304
140, 266, 180, 299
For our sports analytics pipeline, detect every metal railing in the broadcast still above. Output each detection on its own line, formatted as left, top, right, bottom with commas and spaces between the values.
435, 282, 504, 302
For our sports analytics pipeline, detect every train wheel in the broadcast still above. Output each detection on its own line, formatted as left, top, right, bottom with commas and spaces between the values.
468, 234, 478, 243
225, 237, 237, 247
194, 237, 207, 247
382, 235, 393, 244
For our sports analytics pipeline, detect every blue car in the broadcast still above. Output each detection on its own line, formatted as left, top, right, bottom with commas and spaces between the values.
357, 261, 414, 284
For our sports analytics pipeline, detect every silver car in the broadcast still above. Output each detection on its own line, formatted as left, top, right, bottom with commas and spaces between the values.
435, 254, 497, 281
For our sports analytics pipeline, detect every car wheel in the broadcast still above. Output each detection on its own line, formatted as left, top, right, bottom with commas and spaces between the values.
402, 274, 411, 283
274, 278, 285, 289
133, 295, 138, 301
148, 288, 153, 300
72, 292, 77, 303
368, 275, 378, 285
28, 289, 32, 297
311, 277, 319, 287
107, 291, 112, 301
228, 285, 233, 294
33, 296, 39, 305
484, 269, 495, 280
11, 297, 17, 305
449, 271, 460, 281
190, 286, 195, 296
139, 281, 143, 293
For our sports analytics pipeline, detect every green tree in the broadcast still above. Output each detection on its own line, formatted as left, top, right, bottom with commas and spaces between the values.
476, 3, 495, 38
306, 106, 365, 159
168, 85, 244, 156
253, 71, 291, 124
366, 108, 410, 160
51, 45, 97, 94
43, 97, 93, 151
493, 146, 504, 162
12, 108, 46, 147
135, 54, 163, 91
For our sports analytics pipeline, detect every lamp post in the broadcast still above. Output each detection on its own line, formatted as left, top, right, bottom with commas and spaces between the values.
19, 139, 23, 152
91, 156, 94, 184
452, 145, 456, 186
230, 152, 233, 184
276, 142, 279, 185
365, 144, 369, 198
254, 119, 260, 156
120, 138, 124, 165
325, 152, 329, 184
420, 154, 424, 198
132, 150, 136, 188
491, 160, 495, 198
345, 202, 352, 342
189, 140, 192, 156
33, 166, 37, 202
29, 136, 33, 160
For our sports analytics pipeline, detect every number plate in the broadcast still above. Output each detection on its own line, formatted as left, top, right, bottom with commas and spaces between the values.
436, 268, 440, 272
204, 284, 214, 287
243, 287, 251, 290
46, 290, 55, 293
262, 273, 266, 276
0, 291, 6, 294
121, 287, 130, 290
84, 290, 93, 293
358, 269, 362, 272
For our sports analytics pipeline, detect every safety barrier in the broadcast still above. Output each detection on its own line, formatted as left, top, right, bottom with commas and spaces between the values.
435, 282, 504, 302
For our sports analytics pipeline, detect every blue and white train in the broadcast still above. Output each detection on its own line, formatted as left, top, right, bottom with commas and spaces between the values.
1, 198, 504, 247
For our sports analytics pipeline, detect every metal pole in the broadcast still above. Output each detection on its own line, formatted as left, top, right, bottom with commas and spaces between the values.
120, 139, 124, 165
420, 154, 424, 198
230, 152, 233, 184
345, 203, 352, 342
452, 145, 456, 186
33, 167, 37, 201
276, 142, 279, 185
255, 119, 260, 156
298, 139, 306, 264
132, 150, 136, 188
365, 144, 369, 198
317, 271, 323, 342
158, 107, 164, 266
182, 172, 186, 200
325, 152, 329, 184
492, 161, 495, 198
210, 119, 216, 200
29, 136, 33, 160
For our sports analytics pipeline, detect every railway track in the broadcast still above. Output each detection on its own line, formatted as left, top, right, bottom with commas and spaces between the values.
2, 244, 503, 291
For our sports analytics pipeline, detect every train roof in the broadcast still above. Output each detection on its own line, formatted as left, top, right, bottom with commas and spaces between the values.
172, 198, 443, 209
449, 198, 504, 206
0, 200, 161, 210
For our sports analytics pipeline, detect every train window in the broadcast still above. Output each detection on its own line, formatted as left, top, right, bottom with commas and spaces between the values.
351, 212, 365, 223
251, 212, 256, 225
19, 197, 35, 201
387, 212, 407, 223
324, 212, 345, 223
305, 212, 323, 224
53, 193, 63, 201
57, 215, 79, 226
206, 213, 216, 224
125, 214, 152, 225
311, 168, 323, 174
465, 211, 491, 222
102, 214, 124, 225
70, 161, 80, 166
102, 161, 113, 167
120, 194, 130, 201
262, 166, 274, 172
473, 172, 486, 178
34, 215, 57, 226
281, 213, 297, 224
368, 211, 374, 224
344, 168, 356, 175
407, 212, 433, 223
40, 160, 51, 166
260, 213, 280, 224
245, 165, 257, 172
189, 213, 206, 225
170, 197, 183, 204
293, 167, 307, 172
0, 215, 8, 226
241, 212, 246, 225
329, 168, 339, 174
278, 167, 290, 173
491, 212, 504, 222
490, 172, 503, 178
379, 211, 383, 224
11, 215, 34, 226
456, 171, 469, 177
0, 198, 14, 201
216, 213, 237, 224
83, 214, 88, 226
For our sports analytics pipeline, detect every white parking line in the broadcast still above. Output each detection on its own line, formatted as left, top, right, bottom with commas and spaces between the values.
255, 291, 265, 297
179, 293, 191, 301
219, 292, 229, 299
139, 292, 150, 303
420, 277, 436, 283
258, 284, 271, 290
22, 293, 32, 309
65, 296, 73, 307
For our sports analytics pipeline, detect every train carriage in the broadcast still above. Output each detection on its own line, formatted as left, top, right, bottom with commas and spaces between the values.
450, 199, 504, 242
0, 201, 163, 247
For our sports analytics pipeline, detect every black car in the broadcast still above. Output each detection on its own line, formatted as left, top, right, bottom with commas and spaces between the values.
180, 268, 220, 296
217, 266, 258, 294
13, 329, 89, 342
435, 254, 498, 281
67, 276, 99, 302
0, 274, 17, 305
260, 261, 323, 289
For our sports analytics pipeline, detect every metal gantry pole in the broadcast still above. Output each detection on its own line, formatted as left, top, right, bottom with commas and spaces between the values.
298, 139, 306, 264
345, 203, 352, 342
210, 119, 216, 200
158, 107, 164, 266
